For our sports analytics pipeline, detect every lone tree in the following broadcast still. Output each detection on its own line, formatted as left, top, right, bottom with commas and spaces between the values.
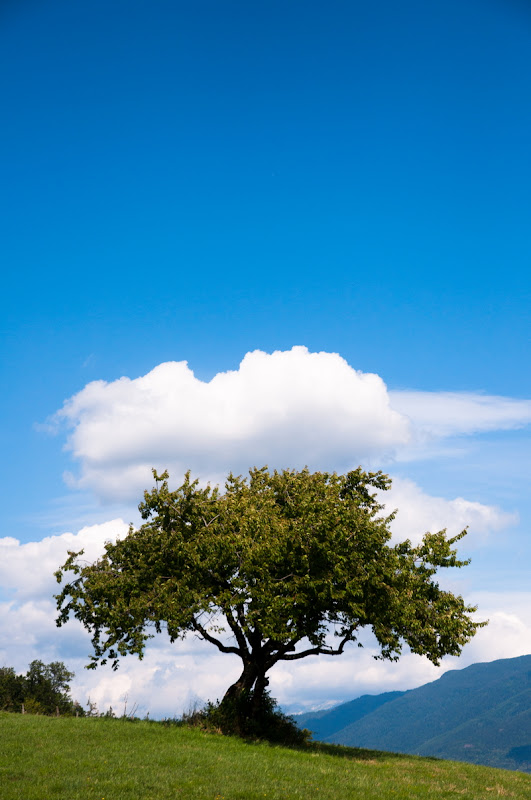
55, 467, 484, 730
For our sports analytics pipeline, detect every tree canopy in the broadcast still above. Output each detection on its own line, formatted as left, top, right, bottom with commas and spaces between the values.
55, 466, 485, 725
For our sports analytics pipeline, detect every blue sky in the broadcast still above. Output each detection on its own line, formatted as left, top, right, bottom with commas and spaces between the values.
1, 0, 530, 714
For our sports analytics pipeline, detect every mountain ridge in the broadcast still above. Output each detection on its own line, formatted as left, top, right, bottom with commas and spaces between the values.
296, 654, 531, 772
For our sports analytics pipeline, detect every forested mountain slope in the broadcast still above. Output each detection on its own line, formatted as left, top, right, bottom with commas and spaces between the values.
296, 655, 531, 772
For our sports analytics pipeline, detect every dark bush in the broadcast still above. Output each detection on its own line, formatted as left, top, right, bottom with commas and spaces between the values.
183, 690, 312, 745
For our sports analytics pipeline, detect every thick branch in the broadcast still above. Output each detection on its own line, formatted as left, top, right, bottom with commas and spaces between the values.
279, 628, 355, 662
223, 607, 250, 655
192, 620, 242, 656
228, 596, 250, 643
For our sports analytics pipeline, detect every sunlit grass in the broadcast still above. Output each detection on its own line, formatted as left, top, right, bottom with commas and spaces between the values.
0, 712, 530, 799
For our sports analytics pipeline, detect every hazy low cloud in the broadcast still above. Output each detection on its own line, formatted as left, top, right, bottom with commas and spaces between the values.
0, 520, 129, 603
50, 347, 531, 505
271, 593, 531, 711
2, 583, 530, 717
0, 486, 525, 716
382, 477, 518, 546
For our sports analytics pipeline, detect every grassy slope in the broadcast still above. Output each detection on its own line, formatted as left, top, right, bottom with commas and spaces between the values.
1, 713, 531, 800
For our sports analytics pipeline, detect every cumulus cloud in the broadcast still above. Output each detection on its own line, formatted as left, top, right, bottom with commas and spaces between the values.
0, 594, 242, 716
0, 517, 244, 715
49, 347, 531, 505
69, 647, 243, 719
53, 347, 411, 502
4, 584, 529, 717
10, 347, 528, 714
451, 592, 531, 665
3, 577, 530, 717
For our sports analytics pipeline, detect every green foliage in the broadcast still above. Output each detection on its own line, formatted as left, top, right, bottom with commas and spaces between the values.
0, 660, 81, 715
22, 697, 48, 715
0, 666, 25, 711
55, 466, 485, 731
24, 659, 76, 714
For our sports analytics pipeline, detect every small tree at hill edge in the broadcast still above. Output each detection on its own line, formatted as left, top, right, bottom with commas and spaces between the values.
55, 466, 486, 735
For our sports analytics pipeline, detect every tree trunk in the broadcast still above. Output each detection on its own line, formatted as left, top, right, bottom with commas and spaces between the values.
251, 672, 270, 715
220, 659, 270, 734
222, 661, 259, 704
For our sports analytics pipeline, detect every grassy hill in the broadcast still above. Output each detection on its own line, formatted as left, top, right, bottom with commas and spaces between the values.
296, 655, 531, 772
1, 712, 531, 799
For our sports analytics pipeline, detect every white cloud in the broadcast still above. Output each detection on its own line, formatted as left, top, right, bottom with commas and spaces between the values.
0, 519, 129, 602
4, 584, 529, 719
64, 591, 531, 717
0, 595, 241, 717
272, 592, 531, 711
449, 592, 531, 665
49, 348, 531, 505
390, 390, 531, 439
381, 477, 518, 547
53, 347, 411, 502
68, 647, 243, 719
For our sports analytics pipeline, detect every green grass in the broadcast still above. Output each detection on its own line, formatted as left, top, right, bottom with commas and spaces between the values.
1, 712, 530, 799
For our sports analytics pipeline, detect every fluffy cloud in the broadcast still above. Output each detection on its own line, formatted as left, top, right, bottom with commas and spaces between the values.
53, 347, 411, 502
271, 592, 531, 711
69, 647, 244, 719
452, 592, 531, 665
3, 583, 530, 717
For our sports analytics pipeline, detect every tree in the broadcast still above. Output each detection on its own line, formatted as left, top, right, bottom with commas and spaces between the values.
0, 660, 78, 715
55, 467, 485, 730
24, 660, 75, 715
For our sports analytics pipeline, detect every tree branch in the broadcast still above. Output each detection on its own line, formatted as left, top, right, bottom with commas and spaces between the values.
272, 573, 295, 583
279, 628, 356, 661
192, 620, 242, 656
223, 607, 250, 655
201, 514, 220, 528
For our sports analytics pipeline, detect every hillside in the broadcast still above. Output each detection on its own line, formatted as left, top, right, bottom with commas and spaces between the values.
297, 655, 531, 772
1, 712, 531, 799
296, 690, 405, 740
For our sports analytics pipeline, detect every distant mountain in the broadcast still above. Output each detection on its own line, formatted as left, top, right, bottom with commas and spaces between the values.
296, 691, 405, 740
296, 655, 531, 772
